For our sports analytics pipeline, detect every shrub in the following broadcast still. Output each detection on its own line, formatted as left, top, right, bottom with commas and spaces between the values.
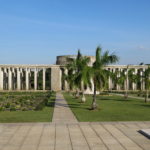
35, 99, 47, 111
10, 106, 16, 111
24, 100, 31, 105
0, 107, 5, 111
0, 92, 54, 111
35, 104, 44, 110
5, 102, 11, 108
15, 105, 21, 110
22, 107, 28, 111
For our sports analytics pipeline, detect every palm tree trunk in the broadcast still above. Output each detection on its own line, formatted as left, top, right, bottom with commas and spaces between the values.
75, 89, 80, 98
81, 91, 86, 102
92, 83, 97, 110
124, 90, 128, 99
124, 80, 128, 99
145, 89, 149, 103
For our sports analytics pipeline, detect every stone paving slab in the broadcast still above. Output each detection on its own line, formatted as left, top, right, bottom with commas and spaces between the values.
0, 122, 149, 150
52, 92, 78, 123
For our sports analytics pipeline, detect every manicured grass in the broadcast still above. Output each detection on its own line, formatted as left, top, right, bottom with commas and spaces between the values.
0, 92, 55, 123
63, 92, 150, 122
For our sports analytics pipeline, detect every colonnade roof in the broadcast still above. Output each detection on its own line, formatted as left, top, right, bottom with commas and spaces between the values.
105, 65, 148, 69
0, 64, 61, 68
0, 64, 148, 69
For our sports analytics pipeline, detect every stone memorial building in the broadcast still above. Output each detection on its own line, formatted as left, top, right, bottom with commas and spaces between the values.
0, 55, 148, 93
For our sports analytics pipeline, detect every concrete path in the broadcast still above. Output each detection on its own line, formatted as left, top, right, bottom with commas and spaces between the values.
112, 93, 150, 101
52, 92, 78, 123
0, 122, 150, 150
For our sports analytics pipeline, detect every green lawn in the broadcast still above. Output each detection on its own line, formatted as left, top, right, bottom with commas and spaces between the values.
0, 92, 55, 123
63, 92, 150, 122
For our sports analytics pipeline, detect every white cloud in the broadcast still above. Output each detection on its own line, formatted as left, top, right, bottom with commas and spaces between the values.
136, 45, 149, 51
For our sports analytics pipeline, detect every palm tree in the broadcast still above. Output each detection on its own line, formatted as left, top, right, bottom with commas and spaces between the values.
128, 68, 138, 90
75, 56, 92, 102
91, 46, 119, 110
142, 67, 150, 103
65, 57, 78, 95
109, 69, 119, 91
124, 65, 129, 99
117, 70, 126, 92
118, 67, 138, 99
65, 50, 91, 101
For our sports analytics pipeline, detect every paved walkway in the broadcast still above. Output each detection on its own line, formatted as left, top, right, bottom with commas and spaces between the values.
112, 93, 150, 101
52, 92, 78, 123
0, 122, 150, 150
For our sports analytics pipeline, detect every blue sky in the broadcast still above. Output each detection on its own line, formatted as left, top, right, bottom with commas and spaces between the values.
0, 0, 150, 65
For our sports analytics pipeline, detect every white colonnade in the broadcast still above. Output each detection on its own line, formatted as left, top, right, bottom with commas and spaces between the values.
105, 65, 148, 91
0, 65, 62, 91
0, 65, 148, 92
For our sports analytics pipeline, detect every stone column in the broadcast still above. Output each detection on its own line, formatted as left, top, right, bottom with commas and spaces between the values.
43, 68, 46, 90
12, 68, 15, 90
108, 68, 112, 90
8, 68, 12, 90
124, 69, 129, 90
116, 68, 120, 90
17, 68, 21, 90
0, 68, 4, 90
140, 70, 143, 90
64, 69, 69, 91
142, 68, 145, 91
4, 68, 8, 90
20, 68, 23, 90
132, 69, 137, 90
51, 67, 62, 91
34, 68, 38, 90
112, 68, 115, 90
26, 68, 29, 90
126, 69, 129, 90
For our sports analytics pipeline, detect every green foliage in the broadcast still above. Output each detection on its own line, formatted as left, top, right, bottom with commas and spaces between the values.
91, 46, 119, 109
65, 46, 119, 109
5, 102, 11, 108
143, 67, 150, 90
10, 104, 16, 111
22, 107, 28, 111
65, 50, 91, 92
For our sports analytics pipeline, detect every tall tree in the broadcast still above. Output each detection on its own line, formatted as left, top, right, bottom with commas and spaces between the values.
65, 50, 91, 101
91, 46, 119, 109
75, 55, 92, 102
128, 68, 138, 90
117, 67, 138, 99
65, 57, 77, 93
109, 69, 119, 90
142, 67, 150, 103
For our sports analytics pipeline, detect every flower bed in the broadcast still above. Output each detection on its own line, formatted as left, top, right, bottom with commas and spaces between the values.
0, 92, 52, 111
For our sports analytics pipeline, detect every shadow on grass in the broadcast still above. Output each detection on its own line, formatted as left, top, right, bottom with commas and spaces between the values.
46, 93, 56, 108
97, 97, 132, 102
68, 103, 100, 111
134, 104, 150, 108
48, 98, 55, 108
67, 103, 89, 109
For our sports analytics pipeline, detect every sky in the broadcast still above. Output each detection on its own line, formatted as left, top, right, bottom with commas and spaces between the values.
0, 0, 150, 65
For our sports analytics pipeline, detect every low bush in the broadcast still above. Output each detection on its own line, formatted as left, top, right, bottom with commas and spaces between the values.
0, 92, 52, 111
